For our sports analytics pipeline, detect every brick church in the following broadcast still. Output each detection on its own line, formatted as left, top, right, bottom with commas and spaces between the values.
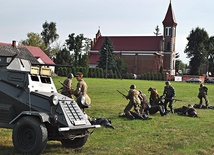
89, 2, 177, 76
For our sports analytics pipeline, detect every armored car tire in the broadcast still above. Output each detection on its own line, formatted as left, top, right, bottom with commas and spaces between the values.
61, 135, 88, 148
12, 116, 48, 155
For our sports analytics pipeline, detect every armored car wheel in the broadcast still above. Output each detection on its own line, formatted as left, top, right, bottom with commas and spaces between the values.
12, 116, 48, 155
61, 136, 88, 148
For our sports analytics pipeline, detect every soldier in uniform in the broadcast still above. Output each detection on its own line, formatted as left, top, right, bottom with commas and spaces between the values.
140, 88, 166, 116
123, 84, 151, 120
198, 84, 209, 108
174, 104, 198, 117
148, 87, 159, 106
61, 73, 74, 98
162, 81, 175, 113
72, 72, 91, 110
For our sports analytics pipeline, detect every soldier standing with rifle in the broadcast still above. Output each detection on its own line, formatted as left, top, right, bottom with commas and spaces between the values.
61, 73, 74, 98
162, 81, 176, 113
198, 84, 209, 108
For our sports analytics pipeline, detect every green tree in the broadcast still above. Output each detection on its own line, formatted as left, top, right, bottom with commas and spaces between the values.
41, 21, 59, 57
175, 52, 186, 75
79, 38, 92, 70
115, 57, 127, 77
83, 38, 92, 55
175, 60, 186, 75
66, 33, 85, 67
184, 27, 209, 75
97, 37, 114, 71
207, 36, 214, 75
21, 32, 46, 51
54, 47, 73, 65
54, 47, 73, 75
49, 41, 62, 60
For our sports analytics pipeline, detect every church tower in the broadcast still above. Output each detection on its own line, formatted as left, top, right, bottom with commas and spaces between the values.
162, 1, 177, 75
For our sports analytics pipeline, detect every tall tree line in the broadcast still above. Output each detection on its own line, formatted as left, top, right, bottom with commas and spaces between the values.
185, 27, 214, 75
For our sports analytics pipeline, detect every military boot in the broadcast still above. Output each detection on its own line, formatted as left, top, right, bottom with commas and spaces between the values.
205, 102, 209, 109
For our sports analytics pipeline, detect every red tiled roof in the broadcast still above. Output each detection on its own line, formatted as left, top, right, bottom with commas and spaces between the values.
91, 36, 163, 51
25, 46, 55, 65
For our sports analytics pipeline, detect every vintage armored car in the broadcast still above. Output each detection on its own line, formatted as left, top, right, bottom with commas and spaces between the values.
0, 54, 99, 154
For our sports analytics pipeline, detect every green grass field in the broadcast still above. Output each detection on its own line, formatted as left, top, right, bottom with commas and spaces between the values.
1, 77, 214, 155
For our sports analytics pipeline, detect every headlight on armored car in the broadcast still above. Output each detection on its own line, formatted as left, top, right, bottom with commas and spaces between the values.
49, 95, 59, 106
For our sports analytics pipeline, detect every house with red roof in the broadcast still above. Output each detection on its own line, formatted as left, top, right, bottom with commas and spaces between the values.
0, 41, 55, 72
89, 2, 177, 76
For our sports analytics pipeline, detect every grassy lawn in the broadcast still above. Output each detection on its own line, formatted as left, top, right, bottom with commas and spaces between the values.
1, 77, 214, 155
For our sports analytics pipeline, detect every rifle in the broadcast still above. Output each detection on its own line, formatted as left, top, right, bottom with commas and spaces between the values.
163, 97, 182, 102
117, 90, 127, 99
59, 81, 69, 89
124, 88, 129, 92
173, 99, 182, 102
59, 81, 74, 91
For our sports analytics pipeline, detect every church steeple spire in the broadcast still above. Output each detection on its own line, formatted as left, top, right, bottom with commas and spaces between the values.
162, 1, 177, 75
162, 1, 177, 27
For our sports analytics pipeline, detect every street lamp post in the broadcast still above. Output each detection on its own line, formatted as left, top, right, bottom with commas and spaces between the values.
105, 45, 108, 79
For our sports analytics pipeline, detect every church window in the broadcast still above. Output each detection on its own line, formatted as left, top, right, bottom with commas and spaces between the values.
165, 27, 172, 36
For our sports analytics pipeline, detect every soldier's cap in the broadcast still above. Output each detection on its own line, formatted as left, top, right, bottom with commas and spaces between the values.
76, 72, 83, 77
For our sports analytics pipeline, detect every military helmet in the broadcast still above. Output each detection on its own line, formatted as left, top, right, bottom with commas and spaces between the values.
68, 73, 74, 78
130, 84, 136, 89
165, 81, 170, 85
148, 87, 152, 91
188, 104, 193, 108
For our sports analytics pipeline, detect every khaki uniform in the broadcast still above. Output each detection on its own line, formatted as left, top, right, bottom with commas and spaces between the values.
139, 93, 150, 114
140, 91, 166, 116
124, 89, 141, 119
149, 88, 159, 106
73, 79, 91, 107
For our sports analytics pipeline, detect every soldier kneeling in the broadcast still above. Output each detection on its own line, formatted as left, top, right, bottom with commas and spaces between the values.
121, 85, 151, 120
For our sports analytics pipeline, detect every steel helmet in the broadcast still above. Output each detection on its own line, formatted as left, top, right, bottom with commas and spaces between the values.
200, 84, 204, 87
165, 81, 170, 85
130, 84, 136, 89
68, 73, 74, 78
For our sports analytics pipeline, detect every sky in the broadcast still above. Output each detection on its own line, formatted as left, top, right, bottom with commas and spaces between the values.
1, 0, 214, 64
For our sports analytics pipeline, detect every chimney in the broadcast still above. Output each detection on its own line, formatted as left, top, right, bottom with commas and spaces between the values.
12, 40, 18, 48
